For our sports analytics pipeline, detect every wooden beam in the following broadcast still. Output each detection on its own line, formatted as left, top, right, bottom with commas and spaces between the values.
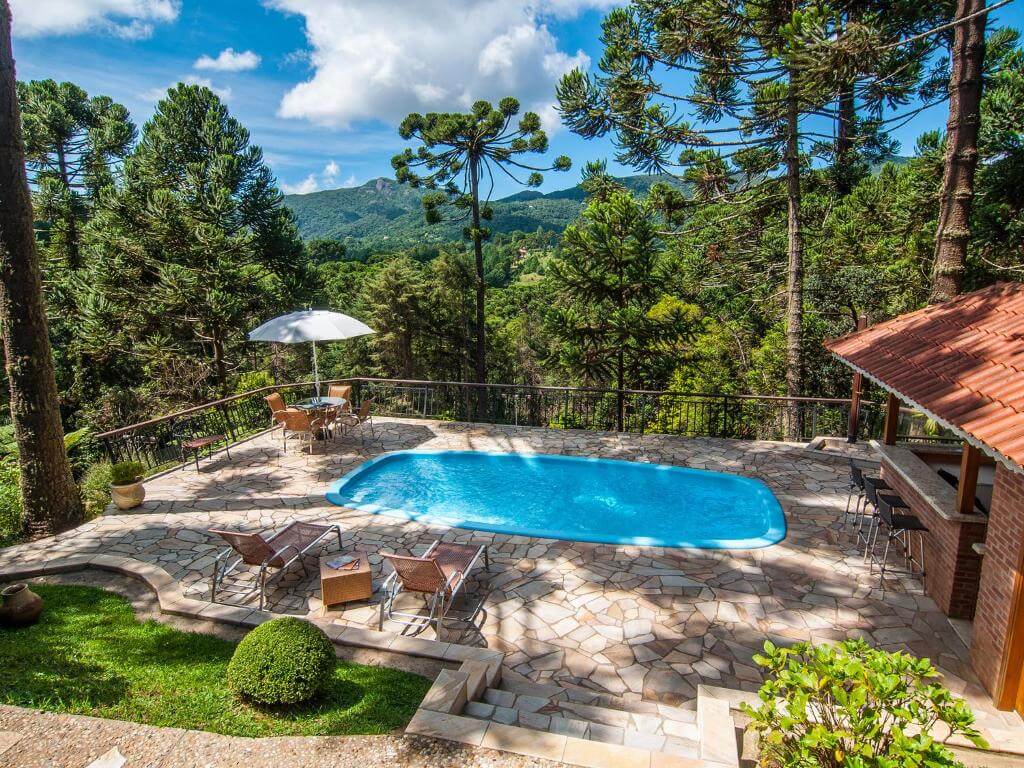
883, 392, 901, 445
846, 315, 868, 443
957, 442, 982, 515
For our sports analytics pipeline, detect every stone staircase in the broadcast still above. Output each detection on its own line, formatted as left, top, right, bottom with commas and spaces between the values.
406, 659, 744, 767
466, 677, 702, 759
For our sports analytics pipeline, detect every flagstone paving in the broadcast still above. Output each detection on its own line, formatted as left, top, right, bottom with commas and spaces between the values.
3, 417, 1023, 747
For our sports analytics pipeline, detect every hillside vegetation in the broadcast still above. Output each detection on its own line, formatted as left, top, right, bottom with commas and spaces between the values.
284, 174, 688, 246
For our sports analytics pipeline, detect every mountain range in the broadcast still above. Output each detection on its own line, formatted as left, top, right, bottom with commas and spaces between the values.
284, 174, 688, 248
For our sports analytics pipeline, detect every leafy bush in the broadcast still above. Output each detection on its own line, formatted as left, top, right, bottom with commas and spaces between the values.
742, 639, 987, 768
235, 370, 274, 394
80, 462, 113, 517
110, 461, 145, 486
227, 617, 336, 705
0, 463, 21, 547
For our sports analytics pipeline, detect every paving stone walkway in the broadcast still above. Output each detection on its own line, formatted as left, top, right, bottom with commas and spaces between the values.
3, 418, 1022, 749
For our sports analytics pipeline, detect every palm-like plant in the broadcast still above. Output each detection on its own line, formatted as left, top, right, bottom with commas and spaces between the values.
392, 98, 570, 388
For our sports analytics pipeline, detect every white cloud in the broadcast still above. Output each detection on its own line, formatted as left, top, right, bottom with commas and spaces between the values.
264, 0, 607, 133
142, 75, 232, 104
280, 160, 357, 195
195, 48, 262, 72
9, 0, 179, 38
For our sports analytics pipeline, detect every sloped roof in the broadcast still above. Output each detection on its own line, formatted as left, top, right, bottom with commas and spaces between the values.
825, 282, 1024, 473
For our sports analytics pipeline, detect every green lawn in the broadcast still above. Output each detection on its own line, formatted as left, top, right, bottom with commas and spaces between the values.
0, 584, 431, 737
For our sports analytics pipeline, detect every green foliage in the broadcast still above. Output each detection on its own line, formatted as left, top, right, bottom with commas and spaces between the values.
0, 463, 21, 548
110, 461, 145, 486
544, 191, 700, 391
234, 370, 274, 394
79, 83, 312, 405
80, 462, 113, 518
0, 584, 429, 735
283, 174, 686, 246
743, 639, 987, 767
227, 617, 337, 705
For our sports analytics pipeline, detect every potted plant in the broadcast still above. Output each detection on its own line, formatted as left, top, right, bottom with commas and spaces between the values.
110, 461, 147, 510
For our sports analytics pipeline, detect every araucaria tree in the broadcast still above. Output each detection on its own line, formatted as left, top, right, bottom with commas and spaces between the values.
391, 98, 571, 389
556, 0, 941, 403
0, 0, 83, 536
544, 190, 698, 430
18, 79, 135, 269
83, 84, 309, 403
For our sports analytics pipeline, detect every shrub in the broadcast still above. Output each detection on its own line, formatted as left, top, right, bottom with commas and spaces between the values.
226, 617, 336, 705
0, 463, 21, 546
110, 461, 145, 486
742, 639, 987, 768
80, 462, 113, 518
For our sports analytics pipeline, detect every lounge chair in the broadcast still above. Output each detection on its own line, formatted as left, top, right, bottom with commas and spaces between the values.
379, 540, 489, 634
210, 521, 342, 610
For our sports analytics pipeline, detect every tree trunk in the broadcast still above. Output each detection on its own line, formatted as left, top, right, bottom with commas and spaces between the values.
784, 78, 804, 402
211, 326, 228, 398
468, 155, 487, 417
0, 0, 83, 537
55, 143, 81, 269
930, 0, 987, 304
835, 83, 856, 196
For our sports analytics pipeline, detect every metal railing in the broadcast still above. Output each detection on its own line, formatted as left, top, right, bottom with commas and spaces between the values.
96, 377, 880, 470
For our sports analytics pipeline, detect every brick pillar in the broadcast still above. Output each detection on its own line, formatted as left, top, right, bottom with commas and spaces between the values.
971, 465, 1024, 705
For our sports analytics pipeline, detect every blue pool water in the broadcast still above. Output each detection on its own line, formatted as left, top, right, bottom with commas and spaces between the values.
325, 450, 785, 549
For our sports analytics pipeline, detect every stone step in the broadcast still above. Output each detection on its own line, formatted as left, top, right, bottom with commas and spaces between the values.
465, 687, 701, 758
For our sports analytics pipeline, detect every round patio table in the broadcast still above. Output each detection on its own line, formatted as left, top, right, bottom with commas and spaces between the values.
292, 396, 347, 410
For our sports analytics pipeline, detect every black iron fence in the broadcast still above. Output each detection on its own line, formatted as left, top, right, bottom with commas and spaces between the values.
97, 377, 880, 471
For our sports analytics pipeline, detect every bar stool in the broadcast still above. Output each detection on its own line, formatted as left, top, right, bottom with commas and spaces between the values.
869, 491, 929, 583
859, 474, 891, 559
843, 460, 873, 530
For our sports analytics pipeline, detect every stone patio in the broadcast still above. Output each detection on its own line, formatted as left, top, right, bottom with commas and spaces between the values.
2, 417, 1022, 748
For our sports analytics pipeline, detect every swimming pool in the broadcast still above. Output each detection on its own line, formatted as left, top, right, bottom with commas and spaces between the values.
326, 450, 785, 549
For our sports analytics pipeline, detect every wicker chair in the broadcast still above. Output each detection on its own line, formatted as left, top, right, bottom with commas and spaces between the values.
209, 521, 342, 610
379, 540, 489, 634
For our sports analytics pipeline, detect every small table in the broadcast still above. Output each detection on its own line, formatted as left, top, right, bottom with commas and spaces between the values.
294, 397, 347, 411
319, 552, 372, 607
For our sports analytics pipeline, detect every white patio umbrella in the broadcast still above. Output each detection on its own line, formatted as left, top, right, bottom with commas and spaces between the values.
248, 310, 375, 396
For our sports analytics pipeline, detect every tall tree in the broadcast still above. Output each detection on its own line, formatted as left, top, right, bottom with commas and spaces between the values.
82, 84, 310, 402
391, 98, 571, 390
18, 80, 134, 268
557, 1, 827, 400
931, 0, 988, 302
544, 190, 699, 430
0, 0, 83, 537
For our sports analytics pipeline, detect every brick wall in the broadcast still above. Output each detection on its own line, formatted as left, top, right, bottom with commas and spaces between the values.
972, 465, 1024, 700
880, 466, 987, 619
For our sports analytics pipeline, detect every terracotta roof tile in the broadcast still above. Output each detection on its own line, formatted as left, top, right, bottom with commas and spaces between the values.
826, 282, 1024, 471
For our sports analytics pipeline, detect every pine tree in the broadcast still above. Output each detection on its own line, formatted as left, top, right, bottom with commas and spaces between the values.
391, 97, 571, 391
0, 0, 83, 537
544, 190, 699, 430
18, 79, 134, 268
82, 84, 310, 402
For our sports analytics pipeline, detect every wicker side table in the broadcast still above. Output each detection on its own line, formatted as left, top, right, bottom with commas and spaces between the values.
320, 553, 372, 607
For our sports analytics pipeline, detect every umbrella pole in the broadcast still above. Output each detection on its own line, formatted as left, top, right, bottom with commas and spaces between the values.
312, 340, 320, 398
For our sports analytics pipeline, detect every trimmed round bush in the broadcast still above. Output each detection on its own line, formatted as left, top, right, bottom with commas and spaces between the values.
227, 617, 336, 705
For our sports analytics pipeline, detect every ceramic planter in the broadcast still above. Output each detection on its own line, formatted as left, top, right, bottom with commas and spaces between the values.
111, 479, 146, 510
0, 583, 43, 627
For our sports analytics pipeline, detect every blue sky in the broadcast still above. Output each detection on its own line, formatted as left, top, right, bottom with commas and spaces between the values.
10, 0, 1024, 199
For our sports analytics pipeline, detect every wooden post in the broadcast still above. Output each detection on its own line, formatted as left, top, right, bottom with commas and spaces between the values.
957, 442, 982, 515
883, 392, 900, 445
846, 315, 867, 443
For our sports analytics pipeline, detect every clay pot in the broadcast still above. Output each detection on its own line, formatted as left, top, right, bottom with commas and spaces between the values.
0, 583, 43, 628
111, 479, 146, 510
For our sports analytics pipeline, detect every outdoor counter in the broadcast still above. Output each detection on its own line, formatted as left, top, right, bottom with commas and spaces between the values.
871, 441, 987, 619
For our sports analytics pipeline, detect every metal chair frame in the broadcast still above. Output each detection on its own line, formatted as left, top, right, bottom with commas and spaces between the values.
867, 492, 928, 585
210, 523, 342, 610
378, 541, 489, 634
